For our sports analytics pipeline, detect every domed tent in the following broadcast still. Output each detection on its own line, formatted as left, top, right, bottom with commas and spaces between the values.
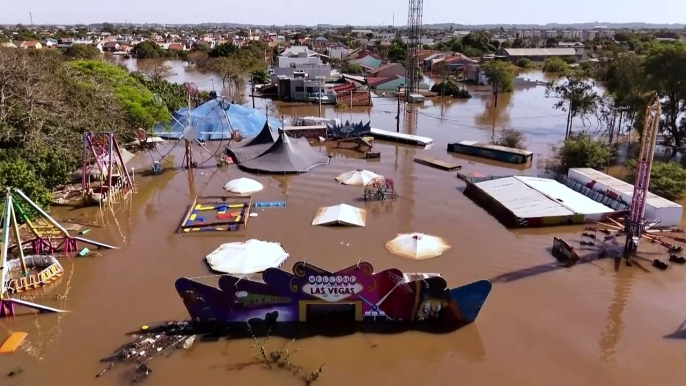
236, 129, 330, 174
228, 120, 280, 164
153, 99, 282, 141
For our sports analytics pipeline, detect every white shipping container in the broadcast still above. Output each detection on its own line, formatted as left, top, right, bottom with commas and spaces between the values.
567, 168, 683, 226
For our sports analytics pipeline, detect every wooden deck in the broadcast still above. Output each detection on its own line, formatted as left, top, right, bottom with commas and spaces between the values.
413, 156, 462, 171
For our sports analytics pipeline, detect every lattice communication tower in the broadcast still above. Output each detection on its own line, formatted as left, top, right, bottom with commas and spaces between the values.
405, 0, 423, 95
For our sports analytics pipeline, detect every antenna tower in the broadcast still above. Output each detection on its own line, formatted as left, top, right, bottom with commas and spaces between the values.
405, 0, 423, 95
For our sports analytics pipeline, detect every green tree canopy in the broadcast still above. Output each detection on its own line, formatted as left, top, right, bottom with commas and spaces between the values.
627, 160, 686, 200
133, 41, 173, 59
62, 44, 102, 60
554, 133, 614, 172
68, 60, 170, 130
209, 42, 239, 58
481, 60, 516, 107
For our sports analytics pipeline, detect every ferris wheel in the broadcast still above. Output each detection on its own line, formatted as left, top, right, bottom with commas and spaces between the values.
140, 82, 243, 174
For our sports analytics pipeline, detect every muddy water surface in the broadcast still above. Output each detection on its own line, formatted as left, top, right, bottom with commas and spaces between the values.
3, 63, 686, 386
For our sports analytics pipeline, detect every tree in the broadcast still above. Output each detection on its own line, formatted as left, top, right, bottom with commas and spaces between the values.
186, 50, 209, 67
250, 68, 270, 85
546, 73, 600, 139
542, 57, 569, 73
600, 53, 651, 136
0, 49, 129, 203
208, 57, 241, 99
136, 60, 174, 82
340, 62, 363, 74
642, 43, 686, 156
63, 44, 101, 60
481, 60, 516, 107
68, 60, 170, 130
132, 41, 171, 59
461, 31, 496, 54
627, 160, 686, 200
209, 43, 239, 58
492, 128, 527, 149
554, 133, 614, 172
131, 72, 209, 112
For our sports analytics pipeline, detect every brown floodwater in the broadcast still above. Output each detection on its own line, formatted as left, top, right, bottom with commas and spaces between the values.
3, 61, 686, 386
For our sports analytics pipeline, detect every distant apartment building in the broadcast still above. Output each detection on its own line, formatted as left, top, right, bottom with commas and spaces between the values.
543, 30, 559, 39
583, 30, 600, 40
599, 29, 615, 39
560, 30, 583, 40
519, 30, 542, 39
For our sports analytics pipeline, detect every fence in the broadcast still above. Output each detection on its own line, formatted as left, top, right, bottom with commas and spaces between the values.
338, 90, 373, 107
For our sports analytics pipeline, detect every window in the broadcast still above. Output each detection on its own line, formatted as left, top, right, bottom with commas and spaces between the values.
306, 87, 314, 93
295, 86, 304, 92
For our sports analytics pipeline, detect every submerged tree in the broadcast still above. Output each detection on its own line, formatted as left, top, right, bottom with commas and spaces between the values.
546, 72, 600, 139
481, 60, 516, 107
642, 43, 686, 156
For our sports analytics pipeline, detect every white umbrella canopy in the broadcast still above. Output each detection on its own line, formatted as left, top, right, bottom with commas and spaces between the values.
312, 204, 366, 227
335, 169, 382, 186
223, 177, 264, 195
385, 233, 451, 260
206, 239, 289, 274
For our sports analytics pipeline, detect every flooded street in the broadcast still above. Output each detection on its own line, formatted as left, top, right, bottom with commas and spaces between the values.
3, 60, 686, 386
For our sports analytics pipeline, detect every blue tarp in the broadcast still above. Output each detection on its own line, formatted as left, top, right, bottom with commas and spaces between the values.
153, 99, 282, 141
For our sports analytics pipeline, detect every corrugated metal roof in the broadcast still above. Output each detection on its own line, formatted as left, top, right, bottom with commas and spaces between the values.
475, 176, 614, 219
569, 168, 683, 209
503, 48, 577, 56
517, 176, 614, 215
457, 140, 534, 156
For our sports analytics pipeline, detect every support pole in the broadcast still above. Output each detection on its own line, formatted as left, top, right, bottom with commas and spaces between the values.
396, 85, 402, 132
107, 133, 114, 199
0, 193, 12, 299
9, 200, 27, 275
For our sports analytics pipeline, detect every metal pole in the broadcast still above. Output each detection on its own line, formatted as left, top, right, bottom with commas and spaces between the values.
9, 199, 27, 275
318, 79, 323, 117
0, 193, 12, 298
396, 85, 401, 132
107, 133, 113, 200
251, 75, 255, 108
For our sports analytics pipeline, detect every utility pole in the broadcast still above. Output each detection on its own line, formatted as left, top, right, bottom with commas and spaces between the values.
29, 12, 33, 26
250, 75, 255, 108
396, 84, 403, 132
318, 77, 323, 117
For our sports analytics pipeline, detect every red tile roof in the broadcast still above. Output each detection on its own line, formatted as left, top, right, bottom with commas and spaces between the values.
332, 82, 356, 92
365, 76, 395, 87
369, 63, 402, 75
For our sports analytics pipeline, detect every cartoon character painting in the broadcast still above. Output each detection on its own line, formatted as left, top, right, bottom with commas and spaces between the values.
416, 298, 449, 321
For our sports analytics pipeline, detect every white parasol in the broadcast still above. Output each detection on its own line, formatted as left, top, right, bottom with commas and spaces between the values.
205, 239, 289, 274
312, 204, 366, 227
223, 177, 264, 195
385, 232, 451, 260
335, 169, 382, 186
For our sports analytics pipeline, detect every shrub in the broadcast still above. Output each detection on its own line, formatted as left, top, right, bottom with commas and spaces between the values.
555, 133, 614, 172
492, 128, 527, 149
627, 160, 686, 200
430, 81, 472, 98
543, 57, 569, 73
516, 58, 533, 68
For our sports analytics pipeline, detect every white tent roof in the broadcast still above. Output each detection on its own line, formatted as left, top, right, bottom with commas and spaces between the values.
385, 232, 451, 260
205, 239, 289, 274
312, 204, 366, 227
223, 178, 264, 195
335, 169, 382, 186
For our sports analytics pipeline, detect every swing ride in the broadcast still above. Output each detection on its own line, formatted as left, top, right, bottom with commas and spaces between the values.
81, 132, 134, 205
140, 82, 243, 175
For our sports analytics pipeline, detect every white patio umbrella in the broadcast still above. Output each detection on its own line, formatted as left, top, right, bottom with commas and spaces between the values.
223, 177, 264, 195
205, 239, 289, 274
335, 169, 382, 186
385, 233, 451, 260
312, 204, 366, 227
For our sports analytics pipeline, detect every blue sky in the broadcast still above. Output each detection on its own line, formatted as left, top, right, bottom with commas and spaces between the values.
3, 0, 684, 26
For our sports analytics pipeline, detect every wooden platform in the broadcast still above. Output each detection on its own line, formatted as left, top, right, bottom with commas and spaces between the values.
414, 156, 462, 171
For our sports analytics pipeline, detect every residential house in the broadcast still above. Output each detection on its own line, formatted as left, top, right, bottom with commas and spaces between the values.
16, 41, 42, 49
422, 53, 446, 70
42, 38, 58, 48
366, 75, 429, 92
327, 46, 349, 60
276, 75, 336, 103
494, 47, 580, 63
168, 43, 186, 51
278, 46, 323, 68
434, 54, 477, 74
350, 54, 382, 70
369, 63, 406, 78
102, 42, 120, 52
313, 36, 328, 49
118, 44, 131, 53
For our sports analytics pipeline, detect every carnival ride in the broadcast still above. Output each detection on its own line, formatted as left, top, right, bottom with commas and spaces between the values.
141, 83, 243, 175
577, 96, 686, 270
81, 132, 135, 205
363, 177, 398, 201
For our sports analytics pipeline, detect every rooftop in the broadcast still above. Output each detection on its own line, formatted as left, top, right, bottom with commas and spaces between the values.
502, 48, 577, 56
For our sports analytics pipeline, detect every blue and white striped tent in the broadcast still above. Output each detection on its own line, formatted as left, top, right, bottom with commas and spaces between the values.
153, 99, 282, 141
